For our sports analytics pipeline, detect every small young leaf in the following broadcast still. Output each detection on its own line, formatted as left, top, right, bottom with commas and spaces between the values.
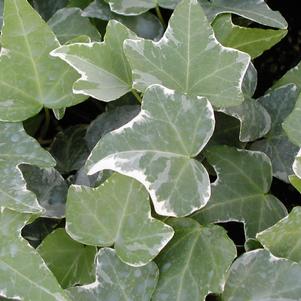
213, 14, 287, 59
199, 0, 287, 29
152, 218, 236, 301
52, 20, 138, 102
67, 248, 159, 301
290, 175, 301, 193
124, 0, 250, 108
250, 84, 300, 182
48, 7, 101, 44
193, 146, 287, 238
86, 85, 215, 217
38, 228, 97, 288
0, 0, 87, 122
0, 122, 55, 213
222, 250, 301, 301
66, 173, 174, 266
0, 209, 71, 301
257, 207, 301, 263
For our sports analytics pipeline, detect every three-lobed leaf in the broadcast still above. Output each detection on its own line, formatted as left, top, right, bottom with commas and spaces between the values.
86, 84, 215, 217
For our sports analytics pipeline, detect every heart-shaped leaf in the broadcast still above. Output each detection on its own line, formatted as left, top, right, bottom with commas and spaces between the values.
124, 0, 250, 108
199, 0, 287, 29
38, 228, 97, 288
152, 218, 236, 301
86, 84, 215, 217
257, 206, 301, 263
0, 0, 86, 122
0, 209, 71, 301
66, 173, 174, 266
193, 146, 287, 238
222, 250, 301, 301
67, 248, 158, 301
52, 20, 138, 102
0, 122, 55, 213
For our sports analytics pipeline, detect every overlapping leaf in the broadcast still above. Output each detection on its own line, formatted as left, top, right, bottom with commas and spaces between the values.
66, 173, 174, 266
104, 0, 179, 15
0, 122, 55, 213
199, 0, 287, 29
257, 207, 301, 262
293, 150, 301, 179
82, 0, 164, 41
48, 7, 101, 44
29, 0, 68, 20
86, 85, 215, 217
152, 218, 236, 301
251, 84, 299, 182
222, 250, 301, 301
52, 20, 138, 101
213, 14, 287, 59
124, 0, 250, 108
67, 248, 158, 301
290, 175, 301, 193
193, 146, 287, 238
38, 229, 97, 288
0, 0, 86, 122
0, 209, 71, 301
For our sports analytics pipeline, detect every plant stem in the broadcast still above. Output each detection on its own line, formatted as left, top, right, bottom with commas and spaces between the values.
132, 89, 142, 103
155, 5, 165, 26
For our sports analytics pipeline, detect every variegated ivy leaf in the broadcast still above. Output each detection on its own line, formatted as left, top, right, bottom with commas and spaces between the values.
82, 0, 164, 41
67, 248, 159, 301
293, 151, 301, 179
86, 85, 215, 217
251, 84, 300, 182
192, 146, 287, 239
0, 0, 87, 122
104, 0, 180, 15
52, 20, 138, 102
257, 207, 301, 263
213, 14, 287, 59
222, 250, 301, 301
0, 209, 71, 301
124, 0, 250, 108
199, 0, 287, 29
152, 218, 236, 301
38, 229, 97, 289
66, 173, 174, 266
0, 122, 55, 213
48, 7, 101, 44
221, 63, 271, 142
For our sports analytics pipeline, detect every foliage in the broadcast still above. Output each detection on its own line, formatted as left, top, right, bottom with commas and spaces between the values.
0, 0, 300, 300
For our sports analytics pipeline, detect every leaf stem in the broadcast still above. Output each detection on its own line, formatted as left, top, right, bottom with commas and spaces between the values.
132, 89, 142, 103
155, 5, 165, 26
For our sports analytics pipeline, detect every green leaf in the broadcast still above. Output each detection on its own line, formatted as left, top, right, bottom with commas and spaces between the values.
250, 84, 299, 182
20, 165, 68, 218
290, 175, 301, 193
38, 228, 97, 288
273, 62, 301, 91
199, 0, 287, 29
52, 20, 137, 102
50, 126, 90, 174
67, 248, 159, 301
48, 8, 101, 44
68, 0, 93, 9
66, 173, 174, 266
104, 0, 179, 15
222, 249, 301, 301
0, 122, 55, 213
0, 209, 71, 301
213, 14, 287, 59
193, 146, 287, 238
257, 207, 301, 263
85, 105, 140, 150
221, 63, 271, 142
30, 0, 68, 20
86, 85, 215, 217
0, 0, 87, 122
0, 0, 3, 28
152, 218, 236, 301
82, 0, 164, 41
124, 0, 250, 108
293, 151, 301, 179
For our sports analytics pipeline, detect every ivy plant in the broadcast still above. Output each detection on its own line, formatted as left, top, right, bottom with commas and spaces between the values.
1, 0, 301, 300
